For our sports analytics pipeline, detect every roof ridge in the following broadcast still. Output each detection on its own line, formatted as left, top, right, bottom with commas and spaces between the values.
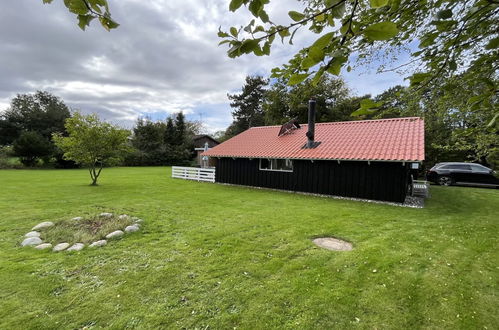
249, 117, 422, 129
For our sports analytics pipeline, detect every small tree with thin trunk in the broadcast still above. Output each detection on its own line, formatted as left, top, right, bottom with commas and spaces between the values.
53, 112, 130, 185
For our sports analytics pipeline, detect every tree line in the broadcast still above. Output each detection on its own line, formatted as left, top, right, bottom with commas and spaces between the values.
0, 91, 200, 169
219, 73, 498, 169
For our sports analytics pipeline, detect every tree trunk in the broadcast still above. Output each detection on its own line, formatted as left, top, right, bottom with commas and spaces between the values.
89, 162, 103, 185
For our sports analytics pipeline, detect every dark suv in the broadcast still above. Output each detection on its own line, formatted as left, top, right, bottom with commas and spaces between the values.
426, 162, 498, 187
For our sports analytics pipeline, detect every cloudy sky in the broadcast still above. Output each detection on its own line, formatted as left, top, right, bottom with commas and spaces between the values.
0, 0, 409, 132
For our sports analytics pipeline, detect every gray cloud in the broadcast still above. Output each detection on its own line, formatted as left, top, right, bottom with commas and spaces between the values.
0, 0, 405, 132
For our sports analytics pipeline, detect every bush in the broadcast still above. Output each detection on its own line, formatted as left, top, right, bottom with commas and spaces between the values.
13, 131, 53, 167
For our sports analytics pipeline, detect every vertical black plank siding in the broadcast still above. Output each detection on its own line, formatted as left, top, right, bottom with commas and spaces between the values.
215, 158, 409, 203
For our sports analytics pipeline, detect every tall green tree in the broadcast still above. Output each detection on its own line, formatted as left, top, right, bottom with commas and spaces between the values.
174, 112, 186, 146
264, 75, 352, 125
0, 91, 70, 144
226, 75, 268, 138
53, 112, 130, 185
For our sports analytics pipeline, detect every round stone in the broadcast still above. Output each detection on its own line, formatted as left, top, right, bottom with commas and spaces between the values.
32, 221, 54, 231
125, 225, 139, 233
118, 214, 128, 219
53, 243, 70, 252
312, 237, 353, 251
100, 212, 113, 218
72, 217, 83, 221
25, 231, 41, 238
35, 243, 52, 250
89, 240, 107, 248
21, 237, 43, 247
67, 243, 85, 252
105, 230, 124, 239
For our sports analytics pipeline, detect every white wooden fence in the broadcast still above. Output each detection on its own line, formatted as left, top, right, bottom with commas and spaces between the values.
172, 166, 215, 183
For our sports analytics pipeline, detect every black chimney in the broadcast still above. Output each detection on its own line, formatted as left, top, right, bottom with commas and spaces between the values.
304, 98, 321, 149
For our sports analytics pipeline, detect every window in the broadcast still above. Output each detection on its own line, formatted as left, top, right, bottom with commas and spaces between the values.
259, 158, 293, 172
471, 164, 490, 173
443, 164, 471, 170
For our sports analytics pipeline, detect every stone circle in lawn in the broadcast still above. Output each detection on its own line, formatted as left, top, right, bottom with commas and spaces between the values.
21, 213, 144, 253
312, 237, 353, 251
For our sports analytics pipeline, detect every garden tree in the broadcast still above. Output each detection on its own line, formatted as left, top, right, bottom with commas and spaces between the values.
164, 117, 176, 145
132, 118, 166, 153
12, 131, 53, 167
226, 75, 268, 138
0, 91, 70, 144
126, 113, 197, 166
53, 112, 130, 185
419, 67, 499, 165
365, 66, 498, 166
126, 118, 168, 166
172, 112, 195, 164
0, 91, 72, 166
174, 112, 186, 145
264, 75, 352, 125
219, 0, 498, 116
370, 85, 408, 119
42, 0, 119, 31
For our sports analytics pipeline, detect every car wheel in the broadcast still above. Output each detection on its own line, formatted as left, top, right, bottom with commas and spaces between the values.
438, 176, 453, 186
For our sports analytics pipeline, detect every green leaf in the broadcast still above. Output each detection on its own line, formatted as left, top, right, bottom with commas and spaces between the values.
487, 113, 499, 128
485, 37, 499, 50
449, 59, 457, 71
228, 42, 242, 58
288, 73, 310, 85
248, 0, 263, 17
407, 72, 431, 85
301, 57, 319, 70
77, 14, 94, 30
239, 39, 259, 54
311, 67, 325, 86
326, 56, 347, 75
229, 0, 244, 12
437, 9, 453, 19
63, 0, 88, 15
217, 27, 230, 38
363, 22, 399, 41
351, 98, 382, 116
98, 16, 119, 31
259, 9, 270, 23
369, 0, 389, 8
330, 1, 346, 19
278, 28, 291, 42
419, 32, 438, 48
433, 20, 457, 32
262, 42, 271, 55
311, 32, 334, 49
308, 47, 324, 62
230, 27, 238, 37
288, 11, 305, 22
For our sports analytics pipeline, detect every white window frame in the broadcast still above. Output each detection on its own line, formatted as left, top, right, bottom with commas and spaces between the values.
259, 158, 294, 172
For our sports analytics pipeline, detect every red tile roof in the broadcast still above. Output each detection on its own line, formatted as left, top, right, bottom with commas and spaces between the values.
203, 117, 424, 162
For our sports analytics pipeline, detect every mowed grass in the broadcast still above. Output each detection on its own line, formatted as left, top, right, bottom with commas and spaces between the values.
0, 167, 497, 329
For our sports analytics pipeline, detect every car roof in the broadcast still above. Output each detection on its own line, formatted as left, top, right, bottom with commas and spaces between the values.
435, 162, 490, 168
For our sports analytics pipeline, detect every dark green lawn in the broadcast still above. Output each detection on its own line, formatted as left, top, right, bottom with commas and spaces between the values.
0, 167, 497, 329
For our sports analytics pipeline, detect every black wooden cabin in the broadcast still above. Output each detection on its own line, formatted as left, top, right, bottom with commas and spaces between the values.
203, 101, 425, 203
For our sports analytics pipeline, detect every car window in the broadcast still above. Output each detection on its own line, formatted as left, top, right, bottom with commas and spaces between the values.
443, 164, 472, 170
471, 165, 489, 172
